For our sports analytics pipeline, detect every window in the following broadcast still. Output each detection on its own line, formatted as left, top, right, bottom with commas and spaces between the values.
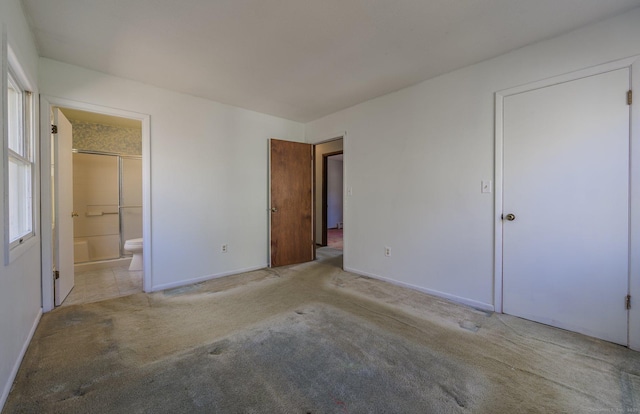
6, 68, 34, 249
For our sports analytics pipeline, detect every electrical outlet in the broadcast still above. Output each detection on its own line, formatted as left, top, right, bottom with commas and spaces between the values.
385, 246, 391, 257
222, 244, 228, 253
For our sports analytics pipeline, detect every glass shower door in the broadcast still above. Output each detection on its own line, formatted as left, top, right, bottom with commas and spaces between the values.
72, 153, 120, 262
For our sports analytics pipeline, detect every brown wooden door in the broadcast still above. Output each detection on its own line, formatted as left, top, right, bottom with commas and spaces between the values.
270, 139, 314, 267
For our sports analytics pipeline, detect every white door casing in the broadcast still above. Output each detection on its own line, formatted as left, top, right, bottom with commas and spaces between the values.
40, 96, 152, 312
498, 67, 630, 345
53, 108, 75, 306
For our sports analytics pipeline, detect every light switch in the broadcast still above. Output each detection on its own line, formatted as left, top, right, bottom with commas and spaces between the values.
481, 180, 492, 194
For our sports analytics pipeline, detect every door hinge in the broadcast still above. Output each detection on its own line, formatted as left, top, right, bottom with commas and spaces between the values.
53, 270, 60, 280
51, 124, 58, 134
627, 90, 632, 106
626, 294, 631, 310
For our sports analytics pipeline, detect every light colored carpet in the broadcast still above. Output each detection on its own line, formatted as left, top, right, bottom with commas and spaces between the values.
3, 248, 639, 413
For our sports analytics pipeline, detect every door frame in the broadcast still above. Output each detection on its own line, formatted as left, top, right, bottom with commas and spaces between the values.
494, 56, 640, 350
321, 150, 343, 246
40, 96, 152, 312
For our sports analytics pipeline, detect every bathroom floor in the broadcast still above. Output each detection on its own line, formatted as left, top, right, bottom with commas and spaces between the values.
62, 266, 143, 307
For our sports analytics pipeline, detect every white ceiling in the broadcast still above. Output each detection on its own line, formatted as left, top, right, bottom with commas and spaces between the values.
22, 0, 640, 122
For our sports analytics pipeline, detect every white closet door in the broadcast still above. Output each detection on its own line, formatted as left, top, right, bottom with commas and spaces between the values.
503, 68, 630, 345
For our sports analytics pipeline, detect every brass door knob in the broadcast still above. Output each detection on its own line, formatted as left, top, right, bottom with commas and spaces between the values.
71, 211, 79, 218
271, 207, 278, 213
505, 213, 516, 221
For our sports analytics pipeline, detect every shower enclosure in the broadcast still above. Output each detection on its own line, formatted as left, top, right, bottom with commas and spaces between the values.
72, 151, 142, 263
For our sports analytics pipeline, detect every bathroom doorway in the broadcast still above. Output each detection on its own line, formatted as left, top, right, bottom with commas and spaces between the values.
53, 107, 144, 306
41, 96, 151, 312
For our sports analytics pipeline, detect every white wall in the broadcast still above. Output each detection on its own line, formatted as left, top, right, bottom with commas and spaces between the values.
306, 9, 640, 315
0, 0, 42, 410
39, 59, 305, 290
327, 157, 343, 229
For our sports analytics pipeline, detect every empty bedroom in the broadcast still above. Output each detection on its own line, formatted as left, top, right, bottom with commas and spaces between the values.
1, 0, 640, 412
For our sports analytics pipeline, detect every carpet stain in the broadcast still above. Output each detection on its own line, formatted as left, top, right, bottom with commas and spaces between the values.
207, 340, 230, 356
621, 371, 640, 411
3, 248, 640, 413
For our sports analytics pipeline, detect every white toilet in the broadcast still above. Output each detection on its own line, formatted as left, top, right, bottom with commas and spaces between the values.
123, 238, 143, 271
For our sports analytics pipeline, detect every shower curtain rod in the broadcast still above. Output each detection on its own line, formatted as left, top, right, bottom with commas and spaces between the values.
72, 149, 142, 159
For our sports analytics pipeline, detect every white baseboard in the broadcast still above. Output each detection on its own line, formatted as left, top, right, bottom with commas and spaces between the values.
151, 264, 269, 292
1, 308, 42, 412
344, 267, 495, 312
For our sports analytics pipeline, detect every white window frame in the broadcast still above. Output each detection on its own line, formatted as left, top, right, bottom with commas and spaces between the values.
3, 43, 37, 264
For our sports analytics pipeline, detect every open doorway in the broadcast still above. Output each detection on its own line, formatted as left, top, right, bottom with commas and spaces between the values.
324, 153, 343, 249
53, 108, 144, 306
59, 108, 144, 306
40, 96, 151, 312
314, 138, 344, 250
268, 136, 345, 267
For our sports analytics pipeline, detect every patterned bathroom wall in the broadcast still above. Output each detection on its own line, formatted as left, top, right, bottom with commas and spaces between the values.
70, 120, 142, 155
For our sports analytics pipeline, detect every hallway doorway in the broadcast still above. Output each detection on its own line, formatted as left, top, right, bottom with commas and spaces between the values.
324, 153, 343, 250
314, 138, 344, 249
